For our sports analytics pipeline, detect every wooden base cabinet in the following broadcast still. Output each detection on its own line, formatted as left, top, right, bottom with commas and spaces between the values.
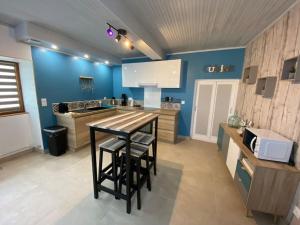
157, 113, 178, 143
219, 123, 300, 219
56, 109, 117, 151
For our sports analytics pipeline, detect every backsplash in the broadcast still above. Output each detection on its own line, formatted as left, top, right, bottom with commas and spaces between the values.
161, 102, 181, 110
52, 99, 108, 113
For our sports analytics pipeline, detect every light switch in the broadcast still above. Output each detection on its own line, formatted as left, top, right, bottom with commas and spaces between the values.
41, 98, 47, 107
181, 100, 185, 105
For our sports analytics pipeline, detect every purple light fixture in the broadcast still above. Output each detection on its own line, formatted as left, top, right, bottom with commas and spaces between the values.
106, 26, 114, 37
106, 23, 134, 50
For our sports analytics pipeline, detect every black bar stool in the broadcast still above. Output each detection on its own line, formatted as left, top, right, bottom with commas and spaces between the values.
131, 131, 157, 175
98, 138, 126, 198
118, 143, 151, 210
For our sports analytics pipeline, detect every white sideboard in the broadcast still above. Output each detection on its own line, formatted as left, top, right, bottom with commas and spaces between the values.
122, 59, 182, 88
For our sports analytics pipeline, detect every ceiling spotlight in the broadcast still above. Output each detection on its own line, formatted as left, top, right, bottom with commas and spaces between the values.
124, 40, 131, 48
104, 60, 109, 65
51, 44, 58, 50
115, 34, 121, 43
84, 54, 89, 59
106, 26, 114, 37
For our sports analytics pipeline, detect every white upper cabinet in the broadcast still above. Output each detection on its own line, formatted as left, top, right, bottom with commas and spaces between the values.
122, 59, 182, 88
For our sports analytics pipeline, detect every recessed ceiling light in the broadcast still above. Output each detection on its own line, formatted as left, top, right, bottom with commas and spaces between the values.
51, 44, 58, 50
73, 56, 78, 60
104, 60, 109, 65
95, 62, 100, 65
84, 54, 89, 59
40, 48, 47, 52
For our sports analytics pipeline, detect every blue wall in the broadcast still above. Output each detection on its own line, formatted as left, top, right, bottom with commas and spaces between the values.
31, 46, 114, 148
114, 48, 245, 136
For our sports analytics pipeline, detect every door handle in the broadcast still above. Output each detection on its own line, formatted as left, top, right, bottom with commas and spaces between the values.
250, 137, 256, 152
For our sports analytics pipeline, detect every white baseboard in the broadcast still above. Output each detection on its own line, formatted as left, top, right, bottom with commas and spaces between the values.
0, 146, 37, 162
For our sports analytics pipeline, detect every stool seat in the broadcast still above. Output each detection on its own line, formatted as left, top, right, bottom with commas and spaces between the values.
99, 138, 126, 152
131, 132, 155, 146
120, 143, 148, 158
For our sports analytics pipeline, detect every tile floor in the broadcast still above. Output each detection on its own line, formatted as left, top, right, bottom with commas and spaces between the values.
0, 139, 276, 225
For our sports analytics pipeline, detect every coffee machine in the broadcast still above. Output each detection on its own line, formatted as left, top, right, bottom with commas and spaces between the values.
121, 93, 128, 106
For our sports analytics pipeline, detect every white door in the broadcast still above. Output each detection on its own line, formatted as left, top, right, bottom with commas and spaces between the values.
191, 79, 239, 142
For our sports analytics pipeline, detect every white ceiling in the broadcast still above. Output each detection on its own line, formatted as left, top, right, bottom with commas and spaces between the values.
0, 0, 297, 60
0, 0, 143, 58
122, 0, 298, 53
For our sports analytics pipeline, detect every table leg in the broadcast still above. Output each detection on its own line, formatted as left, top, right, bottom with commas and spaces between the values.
90, 127, 98, 199
154, 118, 158, 175
125, 135, 131, 214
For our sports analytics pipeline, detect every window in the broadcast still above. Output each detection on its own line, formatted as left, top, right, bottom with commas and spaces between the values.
0, 60, 24, 115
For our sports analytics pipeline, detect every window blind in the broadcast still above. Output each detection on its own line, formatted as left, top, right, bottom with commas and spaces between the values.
0, 61, 24, 115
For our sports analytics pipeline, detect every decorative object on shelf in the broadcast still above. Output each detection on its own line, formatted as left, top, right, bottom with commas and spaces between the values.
106, 23, 134, 50
79, 76, 94, 92
281, 56, 300, 83
204, 64, 234, 73
242, 66, 258, 84
228, 112, 241, 128
255, 76, 277, 98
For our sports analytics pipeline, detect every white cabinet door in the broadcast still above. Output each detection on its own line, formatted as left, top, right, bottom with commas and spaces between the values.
156, 59, 182, 88
122, 59, 182, 88
226, 138, 241, 178
122, 63, 140, 87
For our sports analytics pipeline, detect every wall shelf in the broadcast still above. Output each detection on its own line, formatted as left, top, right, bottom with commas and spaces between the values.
242, 66, 258, 84
281, 56, 300, 83
79, 76, 94, 80
255, 76, 277, 98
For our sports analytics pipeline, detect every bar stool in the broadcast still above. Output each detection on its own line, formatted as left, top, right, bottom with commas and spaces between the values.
131, 131, 157, 175
98, 138, 126, 198
118, 143, 151, 210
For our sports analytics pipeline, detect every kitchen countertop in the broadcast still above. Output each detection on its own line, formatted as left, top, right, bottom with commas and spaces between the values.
221, 123, 299, 172
54, 105, 180, 118
54, 108, 116, 118
116, 106, 180, 116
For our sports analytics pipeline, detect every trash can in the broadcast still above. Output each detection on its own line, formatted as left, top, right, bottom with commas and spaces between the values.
43, 126, 67, 156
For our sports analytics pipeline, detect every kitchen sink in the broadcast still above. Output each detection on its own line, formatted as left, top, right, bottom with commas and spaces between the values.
70, 106, 111, 113
87, 106, 109, 111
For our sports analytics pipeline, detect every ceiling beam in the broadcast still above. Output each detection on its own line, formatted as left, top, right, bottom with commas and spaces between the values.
100, 0, 164, 60
14, 22, 121, 64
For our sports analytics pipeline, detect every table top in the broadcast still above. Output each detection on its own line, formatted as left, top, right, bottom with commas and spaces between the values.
87, 111, 158, 134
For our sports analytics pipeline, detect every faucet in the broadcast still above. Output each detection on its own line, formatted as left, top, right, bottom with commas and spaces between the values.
84, 101, 88, 110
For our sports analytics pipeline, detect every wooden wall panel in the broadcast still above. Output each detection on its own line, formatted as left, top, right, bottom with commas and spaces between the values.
236, 3, 300, 221
236, 3, 300, 169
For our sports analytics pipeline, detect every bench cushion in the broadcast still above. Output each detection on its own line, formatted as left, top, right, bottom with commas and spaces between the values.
131, 132, 155, 146
120, 143, 148, 158
99, 138, 126, 152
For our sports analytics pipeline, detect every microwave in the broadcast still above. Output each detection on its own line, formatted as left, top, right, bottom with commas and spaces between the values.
243, 128, 293, 163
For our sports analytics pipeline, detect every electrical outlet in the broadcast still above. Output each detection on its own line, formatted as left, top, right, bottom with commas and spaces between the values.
41, 98, 47, 107
293, 206, 300, 219
181, 100, 185, 105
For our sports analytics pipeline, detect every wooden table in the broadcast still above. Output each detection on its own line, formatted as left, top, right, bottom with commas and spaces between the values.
88, 111, 159, 213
